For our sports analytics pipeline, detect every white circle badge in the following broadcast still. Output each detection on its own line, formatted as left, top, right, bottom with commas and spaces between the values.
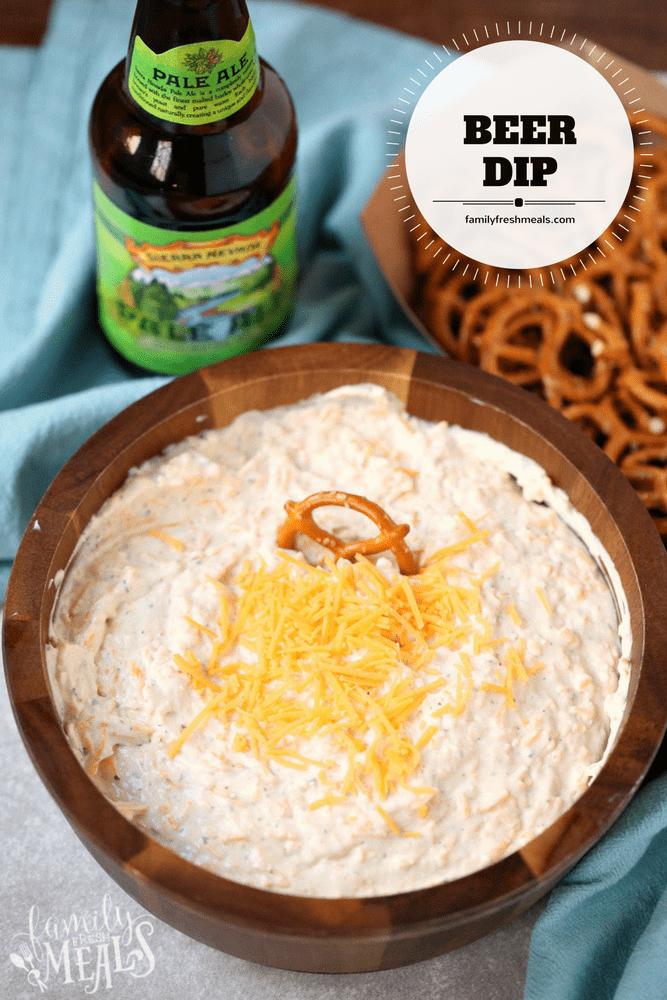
405, 40, 634, 270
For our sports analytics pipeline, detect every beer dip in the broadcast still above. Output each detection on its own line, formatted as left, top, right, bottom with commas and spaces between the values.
46, 385, 630, 898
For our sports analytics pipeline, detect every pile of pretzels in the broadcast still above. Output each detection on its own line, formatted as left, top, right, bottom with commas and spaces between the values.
411, 113, 667, 539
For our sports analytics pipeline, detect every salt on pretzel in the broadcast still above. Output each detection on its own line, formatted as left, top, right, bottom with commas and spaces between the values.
570, 255, 653, 314
617, 369, 667, 434
276, 491, 420, 575
537, 307, 616, 407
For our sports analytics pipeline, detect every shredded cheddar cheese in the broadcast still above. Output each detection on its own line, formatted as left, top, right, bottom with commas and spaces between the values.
376, 803, 401, 835
507, 604, 522, 628
536, 586, 552, 616
167, 523, 546, 818
147, 529, 184, 551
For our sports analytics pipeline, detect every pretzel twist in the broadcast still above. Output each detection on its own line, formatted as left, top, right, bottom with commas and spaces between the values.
276, 491, 419, 575
621, 445, 667, 535
410, 124, 667, 540
561, 394, 655, 463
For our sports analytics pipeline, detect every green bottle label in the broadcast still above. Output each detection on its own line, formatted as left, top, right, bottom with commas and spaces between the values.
128, 21, 260, 125
93, 178, 297, 375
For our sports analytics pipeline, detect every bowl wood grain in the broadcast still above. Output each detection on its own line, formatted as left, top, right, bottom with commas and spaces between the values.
4, 343, 667, 973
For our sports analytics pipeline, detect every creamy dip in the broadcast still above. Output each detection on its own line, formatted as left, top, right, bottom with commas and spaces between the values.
47, 385, 629, 898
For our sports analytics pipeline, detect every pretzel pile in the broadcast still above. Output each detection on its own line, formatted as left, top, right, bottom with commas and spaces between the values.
411, 113, 667, 538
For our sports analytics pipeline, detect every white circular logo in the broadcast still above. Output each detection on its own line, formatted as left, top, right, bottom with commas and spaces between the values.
405, 40, 634, 270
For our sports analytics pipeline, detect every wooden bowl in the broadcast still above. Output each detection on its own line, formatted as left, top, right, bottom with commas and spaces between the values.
4, 343, 667, 973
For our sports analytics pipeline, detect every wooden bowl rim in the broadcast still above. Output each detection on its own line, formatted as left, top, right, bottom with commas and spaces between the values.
4, 342, 667, 951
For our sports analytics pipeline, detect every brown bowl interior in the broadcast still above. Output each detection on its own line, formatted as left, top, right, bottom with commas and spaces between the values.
4, 342, 667, 974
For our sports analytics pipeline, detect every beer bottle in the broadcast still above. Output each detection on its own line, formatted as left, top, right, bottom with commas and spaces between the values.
89, 0, 297, 375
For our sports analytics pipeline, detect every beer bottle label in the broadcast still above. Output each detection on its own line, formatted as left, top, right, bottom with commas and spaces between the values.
128, 21, 260, 125
93, 178, 297, 375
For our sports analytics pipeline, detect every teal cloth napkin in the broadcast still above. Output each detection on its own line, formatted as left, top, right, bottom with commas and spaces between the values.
525, 771, 667, 1000
2, 4, 667, 999
0, 0, 436, 597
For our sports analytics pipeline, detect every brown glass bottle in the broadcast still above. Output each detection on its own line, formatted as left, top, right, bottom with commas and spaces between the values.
89, 0, 297, 376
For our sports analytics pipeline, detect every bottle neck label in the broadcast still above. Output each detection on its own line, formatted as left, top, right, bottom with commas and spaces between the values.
127, 20, 260, 125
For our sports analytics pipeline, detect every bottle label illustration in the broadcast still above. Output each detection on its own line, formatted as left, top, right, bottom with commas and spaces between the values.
93, 178, 297, 374
128, 21, 260, 124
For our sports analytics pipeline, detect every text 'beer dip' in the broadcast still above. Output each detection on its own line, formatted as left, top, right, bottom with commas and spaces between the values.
47, 385, 630, 897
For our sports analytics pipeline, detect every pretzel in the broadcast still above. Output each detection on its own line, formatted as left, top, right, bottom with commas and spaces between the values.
638, 212, 667, 271
648, 111, 667, 143
626, 280, 658, 367
537, 308, 616, 408
473, 291, 601, 404
566, 255, 653, 315
276, 491, 420, 575
561, 394, 658, 463
567, 279, 631, 365
647, 266, 667, 331
423, 271, 487, 361
620, 444, 667, 536
476, 324, 544, 394
408, 127, 667, 540
617, 369, 667, 434
456, 285, 516, 365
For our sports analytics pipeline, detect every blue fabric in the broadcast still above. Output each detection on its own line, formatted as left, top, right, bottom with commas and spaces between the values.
525, 772, 667, 1000
0, 0, 438, 597
3, 5, 667, 998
